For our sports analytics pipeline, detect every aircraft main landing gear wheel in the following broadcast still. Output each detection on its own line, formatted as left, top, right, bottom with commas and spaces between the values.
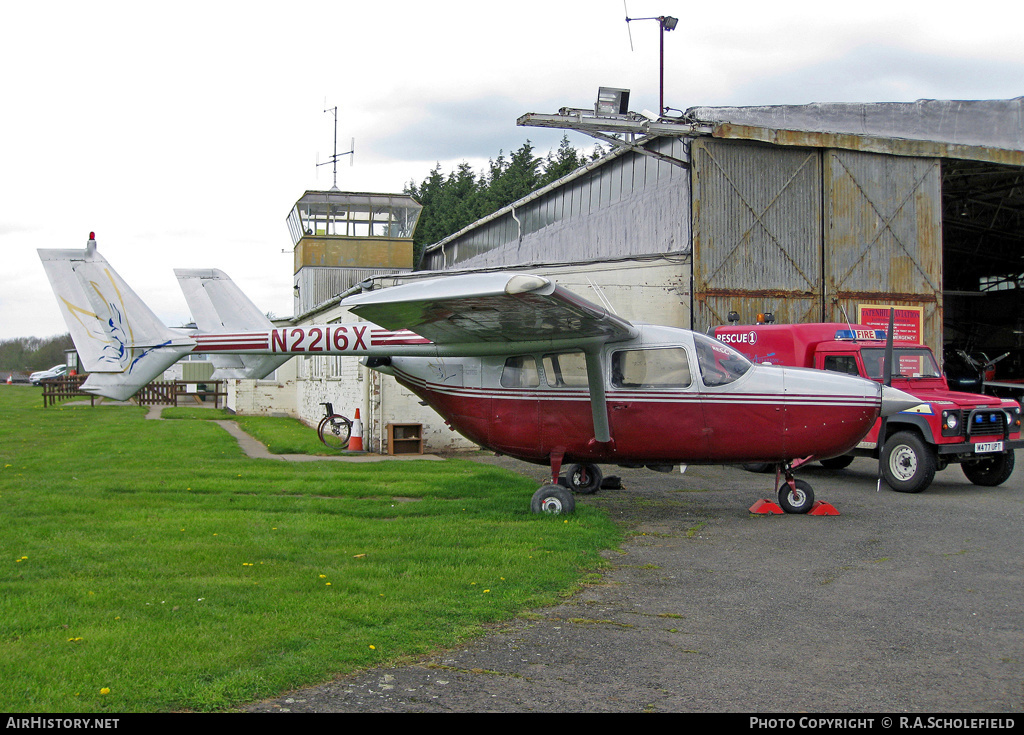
531, 485, 576, 515
777, 478, 814, 514
565, 463, 602, 494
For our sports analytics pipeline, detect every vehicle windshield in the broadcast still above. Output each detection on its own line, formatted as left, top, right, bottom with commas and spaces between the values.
861, 347, 941, 379
693, 333, 752, 386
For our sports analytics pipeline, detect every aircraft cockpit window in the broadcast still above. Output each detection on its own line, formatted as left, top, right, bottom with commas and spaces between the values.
543, 351, 588, 387
692, 333, 751, 387
500, 355, 540, 388
611, 348, 692, 389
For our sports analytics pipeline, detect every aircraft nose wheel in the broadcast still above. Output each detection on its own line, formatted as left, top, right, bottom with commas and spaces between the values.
531, 485, 576, 515
777, 477, 814, 514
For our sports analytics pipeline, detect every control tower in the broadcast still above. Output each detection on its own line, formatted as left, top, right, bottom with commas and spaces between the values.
286, 190, 422, 314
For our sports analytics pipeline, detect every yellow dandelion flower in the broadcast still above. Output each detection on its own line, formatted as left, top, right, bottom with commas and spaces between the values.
99, 688, 110, 695
369, 645, 375, 650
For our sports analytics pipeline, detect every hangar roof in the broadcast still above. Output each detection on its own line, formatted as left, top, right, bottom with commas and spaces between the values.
687, 98, 1024, 151
426, 99, 1024, 282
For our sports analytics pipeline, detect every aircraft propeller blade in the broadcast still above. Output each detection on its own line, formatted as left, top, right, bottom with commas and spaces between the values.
877, 308, 896, 492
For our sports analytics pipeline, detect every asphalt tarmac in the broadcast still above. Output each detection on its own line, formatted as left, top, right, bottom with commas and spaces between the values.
245, 455, 1024, 713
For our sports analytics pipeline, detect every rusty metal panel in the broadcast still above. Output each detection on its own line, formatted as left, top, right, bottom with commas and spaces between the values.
710, 123, 1024, 167
692, 139, 823, 330
824, 149, 943, 350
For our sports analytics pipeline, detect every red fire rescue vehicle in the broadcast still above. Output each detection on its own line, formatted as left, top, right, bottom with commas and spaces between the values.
713, 323, 1023, 493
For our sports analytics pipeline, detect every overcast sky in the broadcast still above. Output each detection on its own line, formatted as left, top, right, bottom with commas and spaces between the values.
2, 0, 1023, 340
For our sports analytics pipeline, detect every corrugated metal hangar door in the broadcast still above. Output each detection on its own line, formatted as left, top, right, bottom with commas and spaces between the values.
692, 139, 824, 330
824, 149, 943, 351
693, 139, 943, 350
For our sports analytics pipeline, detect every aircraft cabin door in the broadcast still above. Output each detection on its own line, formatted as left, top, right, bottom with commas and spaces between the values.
607, 345, 711, 461
691, 333, 764, 462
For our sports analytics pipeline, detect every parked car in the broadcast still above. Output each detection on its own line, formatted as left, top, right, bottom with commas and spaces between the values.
30, 364, 68, 385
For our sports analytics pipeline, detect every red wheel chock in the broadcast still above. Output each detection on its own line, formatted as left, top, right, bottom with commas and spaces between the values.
749, 499, 783, 514
749, 500, 839, 515
808, 501, 839, 515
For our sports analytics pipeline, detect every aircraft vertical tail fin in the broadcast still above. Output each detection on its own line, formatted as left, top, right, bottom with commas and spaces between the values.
37, 235, 196, 401
175, 268, 289, 379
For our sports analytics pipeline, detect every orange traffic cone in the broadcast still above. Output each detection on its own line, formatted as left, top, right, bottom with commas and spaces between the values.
349, 408, 364, 452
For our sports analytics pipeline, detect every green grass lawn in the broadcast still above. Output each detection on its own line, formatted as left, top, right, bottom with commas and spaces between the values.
0, 389, 620, 712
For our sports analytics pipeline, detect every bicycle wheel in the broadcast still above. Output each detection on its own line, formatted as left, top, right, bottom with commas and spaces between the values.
317, 414, 352, 449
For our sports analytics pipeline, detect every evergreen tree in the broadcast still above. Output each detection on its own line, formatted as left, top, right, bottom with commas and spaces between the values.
406, 136, 597, 265
540, 135, 586, 187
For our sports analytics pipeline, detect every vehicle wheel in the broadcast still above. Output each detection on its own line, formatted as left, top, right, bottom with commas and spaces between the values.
777, 478, 814, 514
741, 463, 773, 473
880, 431, 935, 493
566, 463, 602, 494
317, 414, 351, 449
819, 455, 854, 470
962, 451, 1015, 486
530, 485, 576, 515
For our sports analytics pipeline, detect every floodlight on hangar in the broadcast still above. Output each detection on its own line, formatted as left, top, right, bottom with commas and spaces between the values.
597, 87, 631, 116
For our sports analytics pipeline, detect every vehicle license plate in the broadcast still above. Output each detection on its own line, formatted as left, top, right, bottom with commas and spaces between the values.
974, 441, 1003, 454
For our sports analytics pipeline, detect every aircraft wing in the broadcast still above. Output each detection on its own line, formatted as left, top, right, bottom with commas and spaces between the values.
344, 273, 638, 444
343, 272, 638, 347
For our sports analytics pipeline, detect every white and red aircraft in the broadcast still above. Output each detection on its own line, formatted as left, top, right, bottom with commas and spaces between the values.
39, 235, 919, 514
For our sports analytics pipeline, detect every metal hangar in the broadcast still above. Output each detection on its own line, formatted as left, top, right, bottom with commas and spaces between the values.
421, 97, 1024, 379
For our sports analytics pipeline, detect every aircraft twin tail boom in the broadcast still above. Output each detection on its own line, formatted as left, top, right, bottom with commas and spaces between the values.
38, 234, 920, 514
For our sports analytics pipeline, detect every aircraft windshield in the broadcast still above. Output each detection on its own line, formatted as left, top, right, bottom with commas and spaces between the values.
692, 333, 752, 387
861, 348, 941, 379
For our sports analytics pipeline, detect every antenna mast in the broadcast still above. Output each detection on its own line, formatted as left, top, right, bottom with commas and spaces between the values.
318, 106, 354, 191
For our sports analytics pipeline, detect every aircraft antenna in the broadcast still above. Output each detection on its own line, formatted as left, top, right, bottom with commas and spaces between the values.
318, 106, 354, 192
